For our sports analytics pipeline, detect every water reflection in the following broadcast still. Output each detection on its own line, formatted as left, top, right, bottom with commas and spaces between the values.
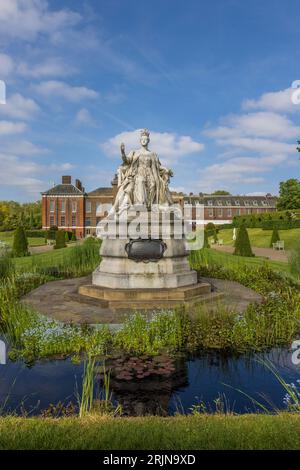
0, 347, 299, 416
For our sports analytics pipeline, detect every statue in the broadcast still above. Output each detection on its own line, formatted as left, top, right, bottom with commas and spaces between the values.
111, 129, 174, 216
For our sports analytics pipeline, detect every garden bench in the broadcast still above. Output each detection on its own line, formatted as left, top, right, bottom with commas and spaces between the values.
273, 240, 285, 251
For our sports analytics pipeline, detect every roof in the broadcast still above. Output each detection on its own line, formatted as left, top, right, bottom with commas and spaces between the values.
87, 187, 114, 196
184, 194, 278, 207
42, 184, 85, 196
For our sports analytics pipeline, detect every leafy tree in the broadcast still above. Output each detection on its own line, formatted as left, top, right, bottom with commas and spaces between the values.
234, 224, 254, 257
270, 228, 280, 248
13, 226, 29, 257
211, 190, 231, 195
277, 179, 300, 210
54, 230, 66, 249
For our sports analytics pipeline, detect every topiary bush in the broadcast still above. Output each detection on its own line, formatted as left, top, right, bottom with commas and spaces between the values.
270, 227, 280, 248
71, 232, 77, 241
12, 226, 29, 257
234, 224, 254, 257
54, 230, 66, 249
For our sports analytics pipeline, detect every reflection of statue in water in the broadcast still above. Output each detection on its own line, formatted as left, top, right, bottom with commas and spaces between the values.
111, 129, 174, 216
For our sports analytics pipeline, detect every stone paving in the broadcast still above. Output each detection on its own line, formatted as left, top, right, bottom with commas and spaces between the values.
21, 275, 262, 325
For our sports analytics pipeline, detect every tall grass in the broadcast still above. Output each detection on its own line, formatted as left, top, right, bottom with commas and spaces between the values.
78, 355, 95, 418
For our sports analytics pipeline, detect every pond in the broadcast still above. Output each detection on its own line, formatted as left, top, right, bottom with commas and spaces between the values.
0, 342, 299, 416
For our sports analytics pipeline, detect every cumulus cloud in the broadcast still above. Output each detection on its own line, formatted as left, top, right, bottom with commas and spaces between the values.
0, 0, 81, 41
101, 129, 204, 164
0, 93, 40, 120
243, 87, 300, 113
34, 80, 99, 102
0, 120, 27, 134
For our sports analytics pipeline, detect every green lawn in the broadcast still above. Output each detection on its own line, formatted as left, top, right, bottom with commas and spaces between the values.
0, 414, 300, 450
0, 231, 46, 247
13, 245, 73, 270
201, 247, 291, 274
215, 227, 300, 251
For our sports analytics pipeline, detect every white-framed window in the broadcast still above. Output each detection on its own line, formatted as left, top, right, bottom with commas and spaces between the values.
72, 214, 76, 226
50, 200, 55, 212
208, 208, 214, 217
227, 208, 232, 217
218, 208, 223, 217
60, 215, 65, 226
61, 200, 65, 212
85, 200, 92, 213
235, 200, 240, 206
253, 200, 258, 206
72, 201, 77, 213
208, 200, 213, 206
247, 208, 251, 215
50, 215, 54, 226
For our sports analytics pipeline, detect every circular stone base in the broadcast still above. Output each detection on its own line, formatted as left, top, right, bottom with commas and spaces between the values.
21, 275, 262, 325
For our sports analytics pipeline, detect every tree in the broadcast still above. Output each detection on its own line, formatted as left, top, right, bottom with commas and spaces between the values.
270, 228, 280, 248
234, 224, 254, 257
277, 179, 300, 210
65, 231, 69, 243
54, 230, 66, 249
71, 232, 77, 241
211, 190, 231, 195
13, 226, 29, 257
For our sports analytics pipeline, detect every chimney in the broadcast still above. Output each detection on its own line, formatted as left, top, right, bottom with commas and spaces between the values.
62, 175, 71, 184
75, 179, 82, 191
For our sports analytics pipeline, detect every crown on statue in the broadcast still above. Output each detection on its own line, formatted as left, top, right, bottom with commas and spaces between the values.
140, 128, 150, 138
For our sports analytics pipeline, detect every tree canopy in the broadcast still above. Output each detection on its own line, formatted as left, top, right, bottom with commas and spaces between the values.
277, 179, 300, 210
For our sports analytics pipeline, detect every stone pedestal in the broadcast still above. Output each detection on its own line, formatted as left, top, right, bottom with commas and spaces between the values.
92, 236, 197, 289
78, 218, 216, 310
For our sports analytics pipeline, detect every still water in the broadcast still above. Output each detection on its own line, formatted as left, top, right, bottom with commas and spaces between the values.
0, 346, 299, 416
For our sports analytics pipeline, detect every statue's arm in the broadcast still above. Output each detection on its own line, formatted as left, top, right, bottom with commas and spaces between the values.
120, 143, 129, 163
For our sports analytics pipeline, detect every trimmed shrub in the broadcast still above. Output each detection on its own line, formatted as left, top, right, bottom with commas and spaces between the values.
54, 230, 66, 249
234, 224, 254, 257
12, 226, 29, 257
71, 232, 77, 241
65, 231, 69, 243
270, 228, 280, 248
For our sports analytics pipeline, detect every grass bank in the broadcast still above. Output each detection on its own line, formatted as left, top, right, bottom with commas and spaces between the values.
0, 414, 300, 450
216, 227, 300, 251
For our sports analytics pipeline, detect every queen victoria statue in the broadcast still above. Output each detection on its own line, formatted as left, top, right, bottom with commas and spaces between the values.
111, 129, 174, 216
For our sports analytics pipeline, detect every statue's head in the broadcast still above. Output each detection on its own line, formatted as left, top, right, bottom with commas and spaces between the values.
140, 128, 150, 147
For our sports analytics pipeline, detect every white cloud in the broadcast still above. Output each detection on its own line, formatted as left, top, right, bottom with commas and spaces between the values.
34, 80, 99, 102
0, 153, 45, 194
75, 108, 96, 127
0, 93, 40, 120
18, 58, 75, 78
101, 129, 204, 164
0, 53, 15, 77
243, 87, 299, 113
0, 0, 81, 41
0, 120, 27, 134
205, 111, 300, 141
3, 140, 49, 156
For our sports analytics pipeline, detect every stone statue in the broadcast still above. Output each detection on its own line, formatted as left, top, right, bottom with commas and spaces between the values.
111, 129, 174, 216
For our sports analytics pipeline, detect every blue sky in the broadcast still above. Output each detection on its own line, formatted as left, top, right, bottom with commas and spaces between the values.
0, 0, 300, 201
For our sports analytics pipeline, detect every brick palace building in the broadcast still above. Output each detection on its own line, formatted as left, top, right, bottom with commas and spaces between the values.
42, 175, 277, 238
